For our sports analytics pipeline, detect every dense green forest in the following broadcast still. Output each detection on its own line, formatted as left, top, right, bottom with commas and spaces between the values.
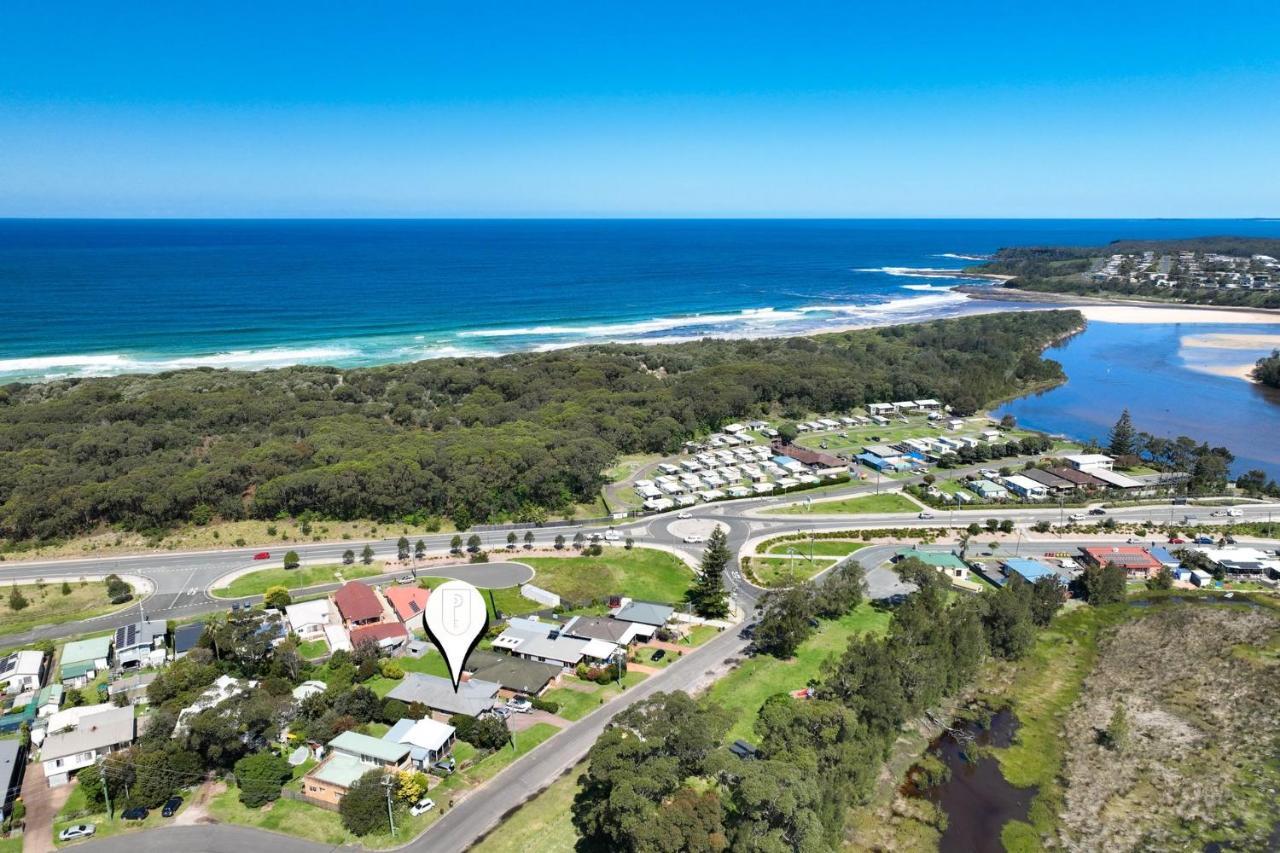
1254, 350, 1280, 389
970, 237, 1280, 309
0, 311, 1080, 542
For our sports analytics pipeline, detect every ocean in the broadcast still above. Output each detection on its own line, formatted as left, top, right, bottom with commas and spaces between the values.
5, 218, 1280, 384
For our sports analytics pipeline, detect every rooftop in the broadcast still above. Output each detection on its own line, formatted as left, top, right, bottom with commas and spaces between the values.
333, 581, 383, 623
1001, 558, 1060, 582
41, 705, 135, 762
385, 717, 455, 753
387, 672, 499, 717
384, 586, 431, 622
310, 753, 374, 789
610, 600, 674, 627
329, 730, 410, 765
60, 636, 112, 665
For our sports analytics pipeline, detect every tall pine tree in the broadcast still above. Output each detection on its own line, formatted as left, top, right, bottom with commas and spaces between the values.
1108, 409, 1136, 457
690, 526, 731, 618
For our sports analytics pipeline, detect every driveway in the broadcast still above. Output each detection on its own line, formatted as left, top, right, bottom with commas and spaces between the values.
22, 762, 71, 853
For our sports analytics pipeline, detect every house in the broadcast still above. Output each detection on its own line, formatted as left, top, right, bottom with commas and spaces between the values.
492, 617, 617, 669
867, 403, 895, 416
349, 621, 409, 651
59, 636, 112, 687
333, 582, 384, 627
914, 399, 942, 412
0, 650, 46, 695
1003, 475, 1049, 500
175, 675, 256, 734
1080, 546, 1163, 578
324, 623, 353, 654
894, 549, 969, 581
107, 671, 157, 705
286, 599, 338, 640
387, 673, 500, 718
292, 680, 327, 703
303, 731, 411, 807
383, 717, 456, 769
1063, 454, 1115, 472
723, 423, 747, 434
41, 704, 135, 786
463, 650, 561, 696
561, 615, 645, 646
0, 739, 24, 825
113, 620, 167, 669
969, 479, 1009, 501
1001, 558, 1062, 584
173, 622, 205, 659
15, 683, 64, 719
609, 600, 675, 630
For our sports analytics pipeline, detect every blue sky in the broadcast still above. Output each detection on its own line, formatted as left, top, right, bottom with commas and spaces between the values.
2, 2, 1279, 217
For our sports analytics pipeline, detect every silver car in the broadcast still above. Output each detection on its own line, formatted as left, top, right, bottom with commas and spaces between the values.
59, 825, 96, 842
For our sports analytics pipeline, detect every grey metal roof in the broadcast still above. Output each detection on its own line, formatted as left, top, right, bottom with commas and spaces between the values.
386, 673, 499, 717
40, 705, 135, 761
561, 616, 633, 644
612, 601, 674, 627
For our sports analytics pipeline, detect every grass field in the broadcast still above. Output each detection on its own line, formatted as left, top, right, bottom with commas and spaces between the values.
54, 781, 193, 848
749, 555, 837, 587
474, 765, 583, 853
703, 604, 892, 743
213, 562, 383, 598
0, 580, 132, 636
764, 540, 869, 558
208, 784, 371, 846
768, 492, 919, 515
297, 638, 328, 659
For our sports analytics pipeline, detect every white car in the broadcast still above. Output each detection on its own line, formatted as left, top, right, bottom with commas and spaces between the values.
676, 511, 693, 519
1226, 508, 1244, 517
410, 798, 436, 817
507, 697, 533, 713
396, 575, 414, 584
1068, 513, 1087, 522
917, 511, 934, 520
603, 529, 621, 541
59, 825, 96, 842
683, 535, 705, 544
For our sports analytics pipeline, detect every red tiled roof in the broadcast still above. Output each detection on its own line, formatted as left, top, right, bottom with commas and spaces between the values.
350, 622, 408, 646
1081, 547, 1162, 571
333, 581, 382, 623
384, 586, 430, 622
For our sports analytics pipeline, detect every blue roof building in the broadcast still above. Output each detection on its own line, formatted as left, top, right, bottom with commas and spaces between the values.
1001, 558, 1061, 584
1148, 547, 1181, 569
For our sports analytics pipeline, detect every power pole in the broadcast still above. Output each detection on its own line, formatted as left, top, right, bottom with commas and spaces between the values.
99, 757, 112, 818
382, 774, 397, 837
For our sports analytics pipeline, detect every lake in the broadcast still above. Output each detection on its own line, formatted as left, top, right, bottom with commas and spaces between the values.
997, 319, 1280, 478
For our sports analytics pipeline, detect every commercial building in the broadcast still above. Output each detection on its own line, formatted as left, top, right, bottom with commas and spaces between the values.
1000, 558, 1062, 584
1080, 546, 1163, 578
894, 548, 969, 581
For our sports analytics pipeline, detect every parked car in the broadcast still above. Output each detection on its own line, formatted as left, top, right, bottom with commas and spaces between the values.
253, 551, 270, 560
409, 798, 436, 817
59, 825, 96, 841
121, 806, 149, 821
683, 535, 705, 544
431, 759, 455, 775
651, 649, 667, 662
396, 575, 414, 584
489, 705, 512, 720
507, 697, 533, 714
161, 796, 183, 817
676, 511, 693, 519
1168, 536, 1186, 544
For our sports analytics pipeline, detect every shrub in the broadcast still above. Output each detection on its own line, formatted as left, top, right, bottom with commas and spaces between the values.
233, 751, 292, 808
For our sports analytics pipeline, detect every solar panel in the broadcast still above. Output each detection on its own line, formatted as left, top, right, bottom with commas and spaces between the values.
409, 602, 421, 614
0, 655, 16, 677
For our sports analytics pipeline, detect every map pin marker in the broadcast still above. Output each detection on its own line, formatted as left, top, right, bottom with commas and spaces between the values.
422, 580, 489, 692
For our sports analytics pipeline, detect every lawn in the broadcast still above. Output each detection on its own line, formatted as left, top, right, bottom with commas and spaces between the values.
768, 492, 919, 515
763, 540, 869, 557
749, 555, 838, 588
213, 562, 384, 598
703, 604, 892, 743
541, 683, 608, 721
1, 580, 133, 636
473, 764, 583, 853
208, 784, 366, 847
53, 780, 192, 848
0, 836, 20, 853
365, 651, 451, 697
686, 624, 720, 646
297, 638, 328, 659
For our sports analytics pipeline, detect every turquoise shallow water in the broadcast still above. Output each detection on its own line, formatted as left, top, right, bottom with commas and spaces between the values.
4, 218, 1280, 384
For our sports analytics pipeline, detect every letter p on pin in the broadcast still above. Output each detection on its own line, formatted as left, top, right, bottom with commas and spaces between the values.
422, 580, 489, 691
